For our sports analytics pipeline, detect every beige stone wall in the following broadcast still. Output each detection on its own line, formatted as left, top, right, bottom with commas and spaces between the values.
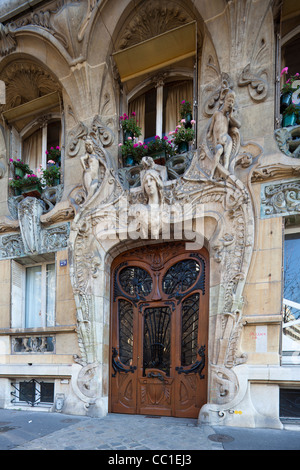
0, 260, 11, 329
241, 183, 283, 365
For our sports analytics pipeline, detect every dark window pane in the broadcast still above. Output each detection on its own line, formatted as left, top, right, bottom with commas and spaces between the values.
144, 88, 157, 140
143, 306, 171, 375
19, 381, 35, 403
280, 389, 300, 418
162, 259, 200, 295
118, 300, 134, 366
181, 293, 199, 366
119, 266, 152, 297
40, 382, 54, 403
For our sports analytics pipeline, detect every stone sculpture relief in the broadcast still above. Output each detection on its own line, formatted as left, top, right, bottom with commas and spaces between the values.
67, 83, 263, 416
81, 137, 106, 205
274, 125, 300, 159
0, 197, 70, 259
207, 90, 241, 179
261, 179, 300, 218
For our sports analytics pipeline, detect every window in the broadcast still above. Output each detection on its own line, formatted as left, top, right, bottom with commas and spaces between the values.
11, 379, 55, 406
128, 79, 193, 142
21, 118, 61, 174
282, 220, 300, 364
11, 258, 56, 329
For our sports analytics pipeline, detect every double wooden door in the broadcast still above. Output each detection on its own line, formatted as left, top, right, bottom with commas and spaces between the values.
110, 242, 209, 418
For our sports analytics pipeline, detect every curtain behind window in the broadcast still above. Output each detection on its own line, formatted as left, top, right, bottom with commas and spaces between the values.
165, 81, 193, 135
46, 263, 55, 327
22, 129, 43, 174
128, 94, 145, 141
25, 265, 42, 328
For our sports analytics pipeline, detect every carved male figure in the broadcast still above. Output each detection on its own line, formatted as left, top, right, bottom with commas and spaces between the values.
207, 90, 241, 178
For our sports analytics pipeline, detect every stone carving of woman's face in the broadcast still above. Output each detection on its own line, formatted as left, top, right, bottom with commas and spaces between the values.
144, 174, 157, 197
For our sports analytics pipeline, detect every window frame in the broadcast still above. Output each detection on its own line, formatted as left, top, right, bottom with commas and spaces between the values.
11, 379, 55, 407
282, 223, 300, 365
11, 258, 57, 330
20, 112, 62, 171
126, 72, 195, 142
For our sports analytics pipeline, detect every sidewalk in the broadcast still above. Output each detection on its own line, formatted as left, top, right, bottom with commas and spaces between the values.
0, 409, 299, 451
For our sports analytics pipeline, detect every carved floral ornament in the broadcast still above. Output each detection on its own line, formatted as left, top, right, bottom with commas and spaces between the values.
67, 87, 262, 412
0, 0, 100, 61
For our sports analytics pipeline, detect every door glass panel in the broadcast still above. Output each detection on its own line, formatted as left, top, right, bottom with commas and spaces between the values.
181, 293, 199, 366
118, 299, 134, 366
162, 259, 200, 295
143, 306, 171, 375
119, 266, 152, 297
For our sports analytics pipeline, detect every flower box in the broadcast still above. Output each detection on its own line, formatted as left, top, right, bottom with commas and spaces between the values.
177, 141, 189, 154
149, 150, 166, 165
21, 185, 42, 198
282, 113, 297, 127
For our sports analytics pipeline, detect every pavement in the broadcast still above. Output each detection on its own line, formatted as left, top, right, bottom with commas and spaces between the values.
0, 408, 299, 453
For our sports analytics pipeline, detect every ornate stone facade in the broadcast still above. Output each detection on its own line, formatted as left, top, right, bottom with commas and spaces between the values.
0, 0, 298, 428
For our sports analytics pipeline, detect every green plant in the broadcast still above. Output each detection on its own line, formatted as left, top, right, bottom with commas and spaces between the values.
119, 135, 175, 165
146, 135, 175, 157
46, 146, 61, 162
281, 68, 300, 95
42, 165, 61, 187
171, 125, 195, 145
9, 173, 43, 191
9, 158, 31, 174
179, 100, 192, 118
120, 112, 142, 138
283, 103, 300, 117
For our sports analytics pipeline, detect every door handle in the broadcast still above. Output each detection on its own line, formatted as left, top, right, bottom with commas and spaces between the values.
147, 372, 165, 382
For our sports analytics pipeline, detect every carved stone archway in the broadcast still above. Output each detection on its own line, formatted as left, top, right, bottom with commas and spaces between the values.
67, 88, 260, 418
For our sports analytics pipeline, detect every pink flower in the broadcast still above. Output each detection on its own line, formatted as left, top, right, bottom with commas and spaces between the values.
155, 135, 160, 139
47, 160, 55, 164
133, 143, 138, 148
163, 136, 168, 140
127, 136, 132, 140
143, 145, 148, 150
118, 143, 122, 147
9, 158, 13, 162
131, 111, 136, 116
56, 146, 60, 150
281, 67, 288, 76
191, 119, 196, 124
181, 119, 186, 123
181, 100, 186, 104
46, 150, 49, 154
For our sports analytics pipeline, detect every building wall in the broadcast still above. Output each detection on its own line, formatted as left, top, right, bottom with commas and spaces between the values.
0, 0, 298, 427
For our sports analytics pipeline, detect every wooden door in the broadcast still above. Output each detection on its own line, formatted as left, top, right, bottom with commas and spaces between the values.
110, 242, 209, 418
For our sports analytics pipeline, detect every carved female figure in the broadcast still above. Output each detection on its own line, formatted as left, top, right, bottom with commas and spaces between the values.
207, 90, 241, 179
81, 137, 104, 204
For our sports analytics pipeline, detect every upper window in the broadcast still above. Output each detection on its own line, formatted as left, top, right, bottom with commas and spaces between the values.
128, 79, 193, 142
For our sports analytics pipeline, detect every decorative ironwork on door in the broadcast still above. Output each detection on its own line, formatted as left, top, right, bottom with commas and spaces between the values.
110, 242, 209, 418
